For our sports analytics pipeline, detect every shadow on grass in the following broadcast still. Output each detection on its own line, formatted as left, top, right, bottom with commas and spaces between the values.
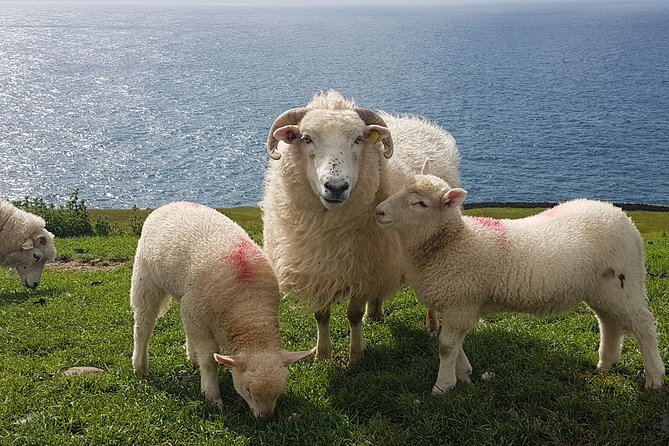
0, 285, 57, 305
320, 317, 669, 445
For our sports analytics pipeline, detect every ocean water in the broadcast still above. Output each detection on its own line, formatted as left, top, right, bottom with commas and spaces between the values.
1, 1, 668, 208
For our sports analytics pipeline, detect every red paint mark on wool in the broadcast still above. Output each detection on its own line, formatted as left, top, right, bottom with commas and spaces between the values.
224, 238, 261, 283
471, 216, 506, 234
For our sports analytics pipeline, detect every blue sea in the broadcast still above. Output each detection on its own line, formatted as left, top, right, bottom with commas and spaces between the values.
1, 1, 668, 208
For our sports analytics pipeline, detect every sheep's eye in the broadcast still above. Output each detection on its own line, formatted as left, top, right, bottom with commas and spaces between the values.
302, 135, 312, 144
33, 254, 41, 262
354, 136, 363, 145
412, 201, 428, 208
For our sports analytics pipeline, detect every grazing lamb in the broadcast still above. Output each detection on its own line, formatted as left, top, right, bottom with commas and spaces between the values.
131, 202, 313, 418
374, 164, 665, 393
262, 91, 460, 364
0, 200, 56, 289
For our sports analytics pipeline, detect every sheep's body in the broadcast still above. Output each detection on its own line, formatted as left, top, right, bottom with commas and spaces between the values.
376, 176, 665, 393
131, 202, 311, 418
262, 91, 460, 363
0, 200, 56, 289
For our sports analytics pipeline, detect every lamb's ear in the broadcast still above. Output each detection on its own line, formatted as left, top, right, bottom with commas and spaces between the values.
35, 235, 48, 246
214, 353, 247, 368
441, 188, 467, 209
420, 158, 431, 175
282, 348, 316, 366
21, 238, 34, 250
273, 125, 302, 145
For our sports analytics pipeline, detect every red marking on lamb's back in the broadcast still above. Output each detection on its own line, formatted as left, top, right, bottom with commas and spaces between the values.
223, 238, 263, 283
471, 216, 506, 233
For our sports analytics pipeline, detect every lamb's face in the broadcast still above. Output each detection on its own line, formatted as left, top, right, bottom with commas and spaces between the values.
229, 353, 289, 420
8, 230, 56, 289
274, 109, 386, 210
375, 176, 467, 232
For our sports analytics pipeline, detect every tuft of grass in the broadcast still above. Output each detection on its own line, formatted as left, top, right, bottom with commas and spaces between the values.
1, 207, 668, 445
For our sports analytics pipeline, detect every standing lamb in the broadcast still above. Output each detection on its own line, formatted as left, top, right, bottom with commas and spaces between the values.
374, 164, 665, 393
131, 202, 313, 418
262, 90, 460, 364
0, 200, 56, 289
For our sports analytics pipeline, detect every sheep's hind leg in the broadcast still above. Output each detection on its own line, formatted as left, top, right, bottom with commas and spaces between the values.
365, 298, 384, 322
591, 291, 664, 389
591, 308, 624, 372
315, 308, 333, 360
348, 297, 367, 365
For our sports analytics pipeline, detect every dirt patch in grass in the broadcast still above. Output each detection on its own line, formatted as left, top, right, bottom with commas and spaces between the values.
48, 259, 129, 273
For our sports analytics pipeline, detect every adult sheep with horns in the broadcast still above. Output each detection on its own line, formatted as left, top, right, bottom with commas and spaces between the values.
261, 90, 460, 364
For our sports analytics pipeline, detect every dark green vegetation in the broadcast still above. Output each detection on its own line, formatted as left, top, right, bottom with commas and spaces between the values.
1, 207, 668, 445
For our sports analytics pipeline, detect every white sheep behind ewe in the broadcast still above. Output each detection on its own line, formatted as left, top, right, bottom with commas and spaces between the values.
375, 164, 665, 393
262, 91, 460, 364
0, 200, 56, 289
130, 202, 313, 419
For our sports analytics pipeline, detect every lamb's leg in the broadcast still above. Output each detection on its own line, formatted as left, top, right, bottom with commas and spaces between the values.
196, 340, 223, 405
620, 306, 664, 388
348, 297, 367, 365
130, 274, 167, 376
455, 346, 472, 384
365, 298, 384, 322
433, 309, 477, 395
185, 336, 197, 365
591, 308, 624, 372
315, 308, 333, 360
591, 293, 664, 389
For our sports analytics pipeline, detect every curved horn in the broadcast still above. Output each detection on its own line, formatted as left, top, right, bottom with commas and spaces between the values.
267, 107, 309, 160
355, 108, 394, 158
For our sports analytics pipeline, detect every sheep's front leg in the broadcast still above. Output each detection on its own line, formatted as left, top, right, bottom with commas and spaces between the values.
315, 308, 333, 360
433, 310, 477, 395
348, 297, 367, 365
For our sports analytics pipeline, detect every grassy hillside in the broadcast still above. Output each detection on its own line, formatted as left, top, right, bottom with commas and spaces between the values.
1, 208, 668, 445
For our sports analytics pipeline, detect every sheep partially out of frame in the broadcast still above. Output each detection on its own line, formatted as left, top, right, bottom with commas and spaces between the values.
375, 162, 665, 393
0, 200, 56, 289
261, 91, 460, 364
131, 202, 313, 418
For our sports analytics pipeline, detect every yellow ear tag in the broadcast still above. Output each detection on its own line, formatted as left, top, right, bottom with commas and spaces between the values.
370, 131, 380, 145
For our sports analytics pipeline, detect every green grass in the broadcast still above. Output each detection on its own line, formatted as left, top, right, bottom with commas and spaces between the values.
1, 208, 668, 445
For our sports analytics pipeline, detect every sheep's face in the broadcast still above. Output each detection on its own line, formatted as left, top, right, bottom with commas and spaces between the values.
215, 349, 313, 419
7, 230, 56, 289
375, 176, 467, 232
273, 110, 390, 210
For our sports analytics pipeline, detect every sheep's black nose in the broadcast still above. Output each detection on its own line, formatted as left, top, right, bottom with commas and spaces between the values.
324, 180, 349, 196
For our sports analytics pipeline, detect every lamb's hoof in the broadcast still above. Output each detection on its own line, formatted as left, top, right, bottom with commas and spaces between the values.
207, 397, 224, 406
596, 361, 617, 373
133, 366, 149, 377
431, 383, 454, 396
645, 376, 664, 389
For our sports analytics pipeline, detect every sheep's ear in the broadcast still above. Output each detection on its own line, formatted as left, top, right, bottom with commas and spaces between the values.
273, 125, 302, 145
214, 353, 246, 368
35, 235, 48, 246
420, 158, 431, 175
21, 238, 34, 250
282, 348, 316, 366
364, 125, 393, 158
441, 188, 467, 209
